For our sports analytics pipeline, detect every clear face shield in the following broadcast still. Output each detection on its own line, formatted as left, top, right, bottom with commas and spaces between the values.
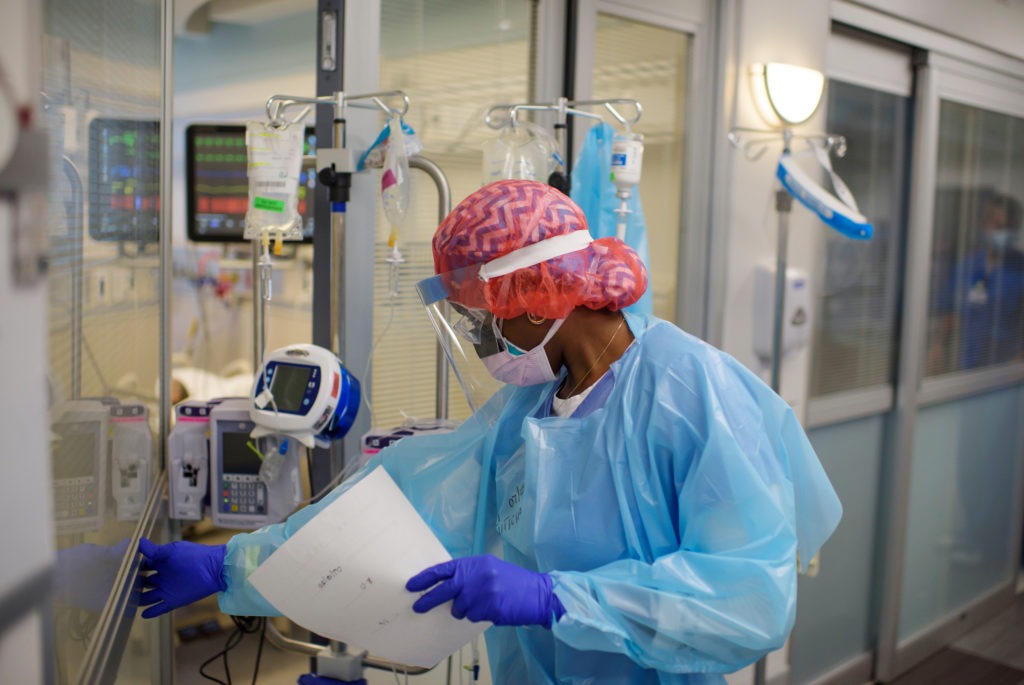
416, 268, 507, 415
417, 231, 594, 414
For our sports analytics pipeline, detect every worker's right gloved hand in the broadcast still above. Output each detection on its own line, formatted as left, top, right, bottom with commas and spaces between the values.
138, 538, 227, 618
296, 675, 367, 685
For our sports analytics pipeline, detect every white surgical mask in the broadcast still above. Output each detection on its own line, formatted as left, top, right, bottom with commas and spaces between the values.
988, 229, 1015, 251
481, 318, 565, 386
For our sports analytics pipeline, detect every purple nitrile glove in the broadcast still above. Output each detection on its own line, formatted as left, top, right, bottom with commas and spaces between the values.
138, 537, 226, 618
406, 554, 565, 628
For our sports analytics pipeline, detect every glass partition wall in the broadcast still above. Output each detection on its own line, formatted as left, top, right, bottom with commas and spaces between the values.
42, 0, 164, 682
794, 29, 1024, 679
793, 32, 913, 683
795, 28, 1024, 684
923, 102, 1024, 378
894, 58, 1024, 669
370, 0, 539, 427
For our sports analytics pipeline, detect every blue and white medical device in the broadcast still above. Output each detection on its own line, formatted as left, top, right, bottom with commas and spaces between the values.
249, 343, 360, 449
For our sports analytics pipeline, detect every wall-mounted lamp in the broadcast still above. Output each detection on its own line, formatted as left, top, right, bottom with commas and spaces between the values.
751, 62, 825, 127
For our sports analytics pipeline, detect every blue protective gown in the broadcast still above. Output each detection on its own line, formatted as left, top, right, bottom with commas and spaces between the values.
219, 314, 842, 684
934, 247, 1024, 369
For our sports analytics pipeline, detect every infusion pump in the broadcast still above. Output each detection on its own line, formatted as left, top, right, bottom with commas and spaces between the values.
210, 398, 302, 529
51, 398, 153, 534
168, 343, 360, 530
169, 397, 303, 529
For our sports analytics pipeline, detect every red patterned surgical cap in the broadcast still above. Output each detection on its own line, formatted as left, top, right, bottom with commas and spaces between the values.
432, 180, 647, 320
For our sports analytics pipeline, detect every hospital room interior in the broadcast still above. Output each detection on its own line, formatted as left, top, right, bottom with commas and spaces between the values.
4, 0, 1024, 683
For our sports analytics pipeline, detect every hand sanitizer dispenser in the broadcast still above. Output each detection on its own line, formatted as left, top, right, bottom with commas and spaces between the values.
753, 263, 811, 362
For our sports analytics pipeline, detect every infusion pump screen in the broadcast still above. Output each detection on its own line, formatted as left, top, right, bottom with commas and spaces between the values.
53, 428, 98, 479
269, 364, 314, 413
221, 432, 262, 476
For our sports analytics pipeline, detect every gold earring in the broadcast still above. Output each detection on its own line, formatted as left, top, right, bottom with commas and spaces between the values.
527, 313, 546, 326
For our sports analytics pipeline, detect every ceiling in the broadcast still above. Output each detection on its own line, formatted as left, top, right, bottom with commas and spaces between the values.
175, 0, 315, 36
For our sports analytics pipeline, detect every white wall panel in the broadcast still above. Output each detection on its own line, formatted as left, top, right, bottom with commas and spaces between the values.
848, 0, 1024, 62
716, 0, 830, 417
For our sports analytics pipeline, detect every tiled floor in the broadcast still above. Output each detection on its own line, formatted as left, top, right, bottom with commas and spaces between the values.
889, 592, 1024, 685
888, 648, 1024, 685
953, 591, 1024, 672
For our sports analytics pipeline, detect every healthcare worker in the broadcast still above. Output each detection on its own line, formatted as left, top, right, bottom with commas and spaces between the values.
139, 180, 842, 684
927, 187, 1024, 373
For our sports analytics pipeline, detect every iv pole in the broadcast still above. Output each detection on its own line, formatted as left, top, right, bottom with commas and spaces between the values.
252, 91, 462, 681
257, 90, 411, 363
484, 96, 643, 189
406, 155, 454, 420
728, 123, 867, 685
727, 126, 851, 394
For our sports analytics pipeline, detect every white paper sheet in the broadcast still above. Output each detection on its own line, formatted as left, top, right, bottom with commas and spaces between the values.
248, 466, 489, 668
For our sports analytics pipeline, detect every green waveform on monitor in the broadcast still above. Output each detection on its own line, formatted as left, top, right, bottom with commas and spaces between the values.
194, 183, 250, 194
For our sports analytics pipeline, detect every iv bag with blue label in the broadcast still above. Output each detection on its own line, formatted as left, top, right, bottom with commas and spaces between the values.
611, 132, 643, 194
381, 116, 410, 248
244, 121, 305, 241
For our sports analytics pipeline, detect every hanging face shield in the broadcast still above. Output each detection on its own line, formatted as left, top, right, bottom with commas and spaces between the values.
416, 230, 594, 413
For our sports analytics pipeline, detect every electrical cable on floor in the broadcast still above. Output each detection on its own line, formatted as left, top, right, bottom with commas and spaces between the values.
250, 618, 267, 685
198, 616, 266, 685
198, 626, 241, 685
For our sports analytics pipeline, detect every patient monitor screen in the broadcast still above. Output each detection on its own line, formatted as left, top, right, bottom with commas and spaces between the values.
269, 364, 314, 413
88, 118, 161, 243
221, 431, 262, 476
186, 124, 317, 242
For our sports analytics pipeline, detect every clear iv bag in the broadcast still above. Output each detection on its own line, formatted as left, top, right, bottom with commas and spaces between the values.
244, 121, 305, 241
381, 116, 410, 244
482, 120, 559, 185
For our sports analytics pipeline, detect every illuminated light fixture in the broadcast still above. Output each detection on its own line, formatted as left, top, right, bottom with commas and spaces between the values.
751, 62, 825, 127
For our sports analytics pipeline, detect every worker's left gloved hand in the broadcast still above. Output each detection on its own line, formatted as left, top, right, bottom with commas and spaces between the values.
406, 554, 565, 628
296, 675, 366, 685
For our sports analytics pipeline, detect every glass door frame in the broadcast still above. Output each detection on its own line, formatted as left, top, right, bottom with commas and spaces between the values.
806, 25, 914, 430
794, 25, 915, 685
874, 48, 1024, 685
